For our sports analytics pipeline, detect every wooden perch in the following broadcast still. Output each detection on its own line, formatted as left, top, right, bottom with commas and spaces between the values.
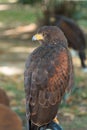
0, 104, 22, 130
0, 88, 10, 106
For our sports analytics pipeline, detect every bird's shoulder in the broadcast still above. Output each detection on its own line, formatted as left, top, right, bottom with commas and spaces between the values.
24, 45, 71, 107
25, 44, 67, 73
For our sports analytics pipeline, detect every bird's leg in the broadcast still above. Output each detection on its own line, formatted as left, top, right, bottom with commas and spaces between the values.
53, 116, 59, 124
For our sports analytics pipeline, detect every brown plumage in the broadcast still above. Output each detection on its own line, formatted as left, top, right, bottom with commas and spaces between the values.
24, 26, 73, 129
53, 15, 86, 68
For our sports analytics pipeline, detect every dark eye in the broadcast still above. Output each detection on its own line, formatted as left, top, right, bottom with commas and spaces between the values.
43, 33, 46, 37
43, 32, 49, 38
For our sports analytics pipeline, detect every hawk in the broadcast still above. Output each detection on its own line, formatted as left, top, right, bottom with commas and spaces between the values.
24, 26, 73, 130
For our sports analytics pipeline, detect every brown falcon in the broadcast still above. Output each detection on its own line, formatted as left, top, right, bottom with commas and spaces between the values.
24, 26, 74, 130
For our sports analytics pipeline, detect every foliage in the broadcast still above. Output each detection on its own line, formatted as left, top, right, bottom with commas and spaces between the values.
0, 0, 10, 3
0, 4, 42, 27
18, 0, 42, 5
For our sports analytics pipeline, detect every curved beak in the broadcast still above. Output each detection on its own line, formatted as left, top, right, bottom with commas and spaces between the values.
32, 34, 44, 41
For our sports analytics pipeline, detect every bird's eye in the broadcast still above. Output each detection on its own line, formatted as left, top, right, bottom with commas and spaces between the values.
43, 32, 49, 38
43, 33, 46, 37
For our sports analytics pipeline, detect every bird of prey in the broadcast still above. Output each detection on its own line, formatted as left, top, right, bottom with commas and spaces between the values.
51, 15, 86, 71
24, 26, 74, 130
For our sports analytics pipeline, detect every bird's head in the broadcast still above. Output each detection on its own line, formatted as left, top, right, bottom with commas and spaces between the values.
32, 26, 68, 46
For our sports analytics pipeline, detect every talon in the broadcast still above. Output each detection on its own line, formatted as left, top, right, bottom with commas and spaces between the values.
53, 116, 59, 124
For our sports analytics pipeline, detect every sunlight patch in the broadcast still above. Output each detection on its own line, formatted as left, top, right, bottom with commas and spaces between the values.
0, 66, 23, 76
8, 47, 35, 53
0, 4, 11, 11
8, 0, 17, 3
3, 23, 37, 36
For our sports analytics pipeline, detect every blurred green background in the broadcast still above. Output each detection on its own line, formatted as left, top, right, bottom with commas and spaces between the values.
0, 0, 87, 130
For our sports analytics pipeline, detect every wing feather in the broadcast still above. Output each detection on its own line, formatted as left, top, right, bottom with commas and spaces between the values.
24, 45, 73, 125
